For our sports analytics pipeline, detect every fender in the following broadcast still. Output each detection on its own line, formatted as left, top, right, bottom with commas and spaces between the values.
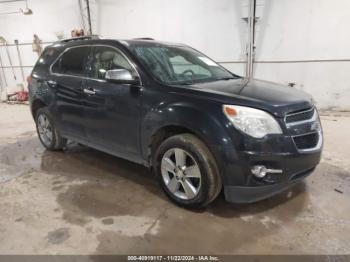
140, 100, 239, 172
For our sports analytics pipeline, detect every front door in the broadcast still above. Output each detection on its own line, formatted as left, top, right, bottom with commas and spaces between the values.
84, 45, 142, 161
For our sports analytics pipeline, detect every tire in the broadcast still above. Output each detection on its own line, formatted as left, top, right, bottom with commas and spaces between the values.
153, 133, 222, 208
35, 107, 67, 151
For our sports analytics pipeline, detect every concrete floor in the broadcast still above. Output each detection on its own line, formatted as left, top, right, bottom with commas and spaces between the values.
0, 103, 349, 255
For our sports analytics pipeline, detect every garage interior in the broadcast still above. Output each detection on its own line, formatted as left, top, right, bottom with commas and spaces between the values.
0, 0, 349, 256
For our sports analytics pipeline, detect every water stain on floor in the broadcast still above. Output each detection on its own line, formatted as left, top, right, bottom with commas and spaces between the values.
47, 228, 70, 245
1, 132, 350, 254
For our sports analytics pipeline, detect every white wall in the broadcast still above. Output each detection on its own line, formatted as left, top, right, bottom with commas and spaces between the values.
0, 0, 83, 92
97, 0, 247, 75
254, 0, 350, 110
0, 0, 349, 110
0, 0, 248, 95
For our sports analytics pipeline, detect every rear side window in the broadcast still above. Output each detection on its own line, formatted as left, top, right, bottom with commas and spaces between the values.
52, 46, 90, 76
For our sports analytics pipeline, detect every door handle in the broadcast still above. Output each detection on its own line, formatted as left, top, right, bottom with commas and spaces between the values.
83, 88, 96, 95
47, 80, 57, 87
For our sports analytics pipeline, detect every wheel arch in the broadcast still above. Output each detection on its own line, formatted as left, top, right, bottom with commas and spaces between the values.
149, 124, 203, 159
31, 99, 47, 118
141, 102, 235, 177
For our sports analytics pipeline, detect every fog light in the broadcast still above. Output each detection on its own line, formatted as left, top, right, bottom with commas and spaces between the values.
251, 165, 267, 178
251, 165, 283, 178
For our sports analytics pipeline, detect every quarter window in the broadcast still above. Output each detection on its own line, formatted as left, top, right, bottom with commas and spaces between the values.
90, 46, 133, 80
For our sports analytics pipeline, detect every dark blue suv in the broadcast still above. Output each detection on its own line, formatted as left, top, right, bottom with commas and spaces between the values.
28, 36, 322, 208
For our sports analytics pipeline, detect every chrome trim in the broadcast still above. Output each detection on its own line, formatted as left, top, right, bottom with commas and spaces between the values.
286, 110, 318, 127
293, 130, 323, 153
286, 107, 314, 117
83, 88, 96, 95
105, 69, 135, 82
284, 107, 323, 152
284, 107, 315, 126
48, 44, 142, 86
265, 168, 283, 174
285, 107, 323, 152
292, 130, 320, 137
47, 80, 57, 87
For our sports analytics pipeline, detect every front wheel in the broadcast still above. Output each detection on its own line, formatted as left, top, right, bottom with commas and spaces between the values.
153, 134, 222, 208
35, 107, 67, 151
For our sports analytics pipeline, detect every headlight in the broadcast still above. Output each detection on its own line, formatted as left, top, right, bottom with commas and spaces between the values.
223, 105, 282, 138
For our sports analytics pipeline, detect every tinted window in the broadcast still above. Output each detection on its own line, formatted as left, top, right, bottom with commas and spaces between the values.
90, 46, 133, 79
33, 47, 60, 73
52, 46, 90, 76
37, 48, 57, 65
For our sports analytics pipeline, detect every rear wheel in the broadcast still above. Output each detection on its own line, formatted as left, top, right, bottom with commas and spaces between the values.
153, 133, 222, 208
35, 107, 66, 150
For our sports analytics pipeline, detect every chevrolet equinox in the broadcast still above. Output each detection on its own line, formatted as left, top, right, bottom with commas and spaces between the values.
28, 36, 323, 208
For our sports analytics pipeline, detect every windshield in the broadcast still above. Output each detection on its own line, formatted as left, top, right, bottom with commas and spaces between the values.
129, 44, 238, 85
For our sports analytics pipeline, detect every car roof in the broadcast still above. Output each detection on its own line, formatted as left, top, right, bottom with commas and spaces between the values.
118, 39, 186, 47
51, 36, 186, 50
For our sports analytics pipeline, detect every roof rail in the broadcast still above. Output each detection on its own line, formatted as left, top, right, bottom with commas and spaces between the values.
133, 37, 155, 40
59, 35, 101, 43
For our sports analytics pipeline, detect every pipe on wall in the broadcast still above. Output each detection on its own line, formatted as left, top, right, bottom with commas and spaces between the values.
85, 0, 92, 35
246, 0, 256, 79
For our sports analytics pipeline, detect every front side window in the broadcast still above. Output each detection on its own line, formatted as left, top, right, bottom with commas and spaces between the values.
90, 46, 133, 80
129, 45, 236, 85
52, 46, 90, 76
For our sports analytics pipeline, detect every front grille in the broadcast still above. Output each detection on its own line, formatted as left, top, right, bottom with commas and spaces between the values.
285, 108, 314, 124
293, 132, 319, 150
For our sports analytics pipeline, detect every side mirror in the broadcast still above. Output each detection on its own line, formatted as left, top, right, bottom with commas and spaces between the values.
105, 69, 139, 84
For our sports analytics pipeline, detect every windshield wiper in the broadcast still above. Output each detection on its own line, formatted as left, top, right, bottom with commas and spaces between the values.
215, 76, 237, 81
176, 76, 238, 85
178, 81, 195, 85
175, 80, 202, 85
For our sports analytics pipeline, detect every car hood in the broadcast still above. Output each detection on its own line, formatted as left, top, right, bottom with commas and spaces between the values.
176, 78, 313, 117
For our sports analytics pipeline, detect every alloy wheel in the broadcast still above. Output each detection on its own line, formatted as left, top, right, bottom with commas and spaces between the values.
161, 148, 202, 200
37, 114, 53, 147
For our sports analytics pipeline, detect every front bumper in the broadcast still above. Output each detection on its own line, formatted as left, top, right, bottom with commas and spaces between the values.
224, 167, 314, 203
222, 148, 321, 203
216, 124, 323, 203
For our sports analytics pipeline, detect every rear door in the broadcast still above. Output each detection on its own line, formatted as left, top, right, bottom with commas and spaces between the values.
50, 46, 91, 140
83, 45, 143, 161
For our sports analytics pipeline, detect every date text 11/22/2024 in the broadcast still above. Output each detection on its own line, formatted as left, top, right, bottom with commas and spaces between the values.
127, 255, 220, 261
